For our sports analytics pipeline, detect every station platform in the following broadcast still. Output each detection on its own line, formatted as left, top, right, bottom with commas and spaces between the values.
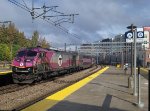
0, 66, 12, 75
0, 70, 12, 75
23, 66, 148, 111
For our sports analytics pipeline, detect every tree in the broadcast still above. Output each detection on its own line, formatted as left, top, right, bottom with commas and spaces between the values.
0, 27, 8, 44
38, 36, 50, 48
25, 38, 32, 48
12, 44, 21, 59
0, 23, 52, 61
31, 30, 39, 47
0, 44, 11, 61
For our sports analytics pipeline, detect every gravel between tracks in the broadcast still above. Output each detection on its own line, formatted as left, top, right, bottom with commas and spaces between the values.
0, 66, 101, 111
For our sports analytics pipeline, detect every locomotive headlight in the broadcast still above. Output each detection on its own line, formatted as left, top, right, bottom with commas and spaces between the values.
26, 59, 31, 62
16, 59, 20, 62
15, 58, 21, 62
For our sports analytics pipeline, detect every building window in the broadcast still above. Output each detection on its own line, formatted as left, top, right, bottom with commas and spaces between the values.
144, 34, 147, 38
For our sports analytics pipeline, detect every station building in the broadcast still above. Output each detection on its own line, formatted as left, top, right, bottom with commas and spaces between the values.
138, 27, 150, 67
79, 27, 150, 67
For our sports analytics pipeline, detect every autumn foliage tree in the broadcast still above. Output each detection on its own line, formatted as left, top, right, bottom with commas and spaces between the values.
0, 23, 51, 62
38, 36, 50, 48
31, 30, 39, 47
0, 44, 11, 61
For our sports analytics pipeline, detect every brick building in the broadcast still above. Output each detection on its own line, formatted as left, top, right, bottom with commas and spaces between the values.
139, 27, 150, 67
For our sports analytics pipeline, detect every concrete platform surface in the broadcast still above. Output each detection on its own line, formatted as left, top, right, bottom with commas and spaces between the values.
48, 66, 148, 111
0, 70, 12, 75
0, 67, 11, 72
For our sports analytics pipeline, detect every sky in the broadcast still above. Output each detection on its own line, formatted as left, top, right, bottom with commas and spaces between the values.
0, 0, 150, 48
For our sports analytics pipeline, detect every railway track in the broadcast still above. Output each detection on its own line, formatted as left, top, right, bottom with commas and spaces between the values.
0, 66, 101, 111
0, 84, 29, 95
0, 66, 99, 95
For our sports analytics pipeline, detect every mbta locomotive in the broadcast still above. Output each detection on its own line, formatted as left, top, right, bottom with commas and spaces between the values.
11, 46, 96, 83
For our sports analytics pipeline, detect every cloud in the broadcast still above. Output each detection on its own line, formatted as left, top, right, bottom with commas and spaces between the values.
0, 0, 150, 47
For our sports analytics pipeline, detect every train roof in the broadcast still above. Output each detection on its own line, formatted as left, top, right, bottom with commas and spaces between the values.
18, 46, 78, 55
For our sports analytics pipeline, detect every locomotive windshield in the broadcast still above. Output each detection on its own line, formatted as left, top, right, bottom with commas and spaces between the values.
17, 51, 25, 57
27, 51, 37, 57
17, 50, 37, 57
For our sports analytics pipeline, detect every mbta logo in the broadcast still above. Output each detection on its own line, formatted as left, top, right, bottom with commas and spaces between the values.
58, 55, 62, 66
20, 62, 24, 66
125, 31, 133, 39
137, 31, 144, 38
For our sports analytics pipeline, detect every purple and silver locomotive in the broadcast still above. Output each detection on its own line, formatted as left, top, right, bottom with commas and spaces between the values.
12, 47, 95, 83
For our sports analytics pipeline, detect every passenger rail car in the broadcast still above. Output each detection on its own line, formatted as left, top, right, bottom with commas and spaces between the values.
11, 47, 95, 83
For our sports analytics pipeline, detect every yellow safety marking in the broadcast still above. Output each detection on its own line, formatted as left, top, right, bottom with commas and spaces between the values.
141, 68, 148, 72
0, 71, 12, 75
22, 67, 109, 111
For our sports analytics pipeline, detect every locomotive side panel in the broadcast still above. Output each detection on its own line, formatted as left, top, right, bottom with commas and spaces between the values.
49, 51, 74, 71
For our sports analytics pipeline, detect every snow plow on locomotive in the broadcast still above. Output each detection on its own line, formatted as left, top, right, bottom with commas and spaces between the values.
11, 47, 96, 83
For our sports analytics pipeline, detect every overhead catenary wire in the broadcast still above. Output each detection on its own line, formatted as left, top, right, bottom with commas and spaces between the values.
8, 0, 90, 44
21, 0, 28, 9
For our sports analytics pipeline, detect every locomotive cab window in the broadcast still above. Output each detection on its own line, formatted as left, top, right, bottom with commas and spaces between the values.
27, 51, 37, 57
17, 51, 26, 57
17, 50, 37, 57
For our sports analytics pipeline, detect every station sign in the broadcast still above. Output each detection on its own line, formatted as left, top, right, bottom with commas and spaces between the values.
125, 31, 133, 43
125, 28, 145, 43
136, 28, 144, 42
125, 31, 133, 39
137, 31, 144, 38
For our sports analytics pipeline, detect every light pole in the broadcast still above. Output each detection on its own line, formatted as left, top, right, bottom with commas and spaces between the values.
127, 24, 137, 95
133, 28, 137, 96
64, 43, 66, 52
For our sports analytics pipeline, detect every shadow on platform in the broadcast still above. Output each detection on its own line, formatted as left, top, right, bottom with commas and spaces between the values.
90, 82, 131, 95
48, 95, 126, 111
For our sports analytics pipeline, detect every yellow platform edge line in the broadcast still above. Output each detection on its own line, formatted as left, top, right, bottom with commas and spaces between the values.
141, 68, 148, 72
0, 71, 12, 75
22, 67, 109, 111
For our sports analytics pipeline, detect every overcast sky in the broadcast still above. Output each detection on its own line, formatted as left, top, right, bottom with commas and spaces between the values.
0, 0, 150, 48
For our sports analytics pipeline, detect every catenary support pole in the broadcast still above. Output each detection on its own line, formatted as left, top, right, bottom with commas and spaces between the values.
137, 66, 144, 107
65, 43, 66, 52
133, 29, 137, 96
131, 42, 133, 76
128, 42, 133, 89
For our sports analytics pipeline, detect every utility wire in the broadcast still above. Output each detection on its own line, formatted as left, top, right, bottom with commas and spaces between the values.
22, 0, 28, 9
8, 0, 90, 43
